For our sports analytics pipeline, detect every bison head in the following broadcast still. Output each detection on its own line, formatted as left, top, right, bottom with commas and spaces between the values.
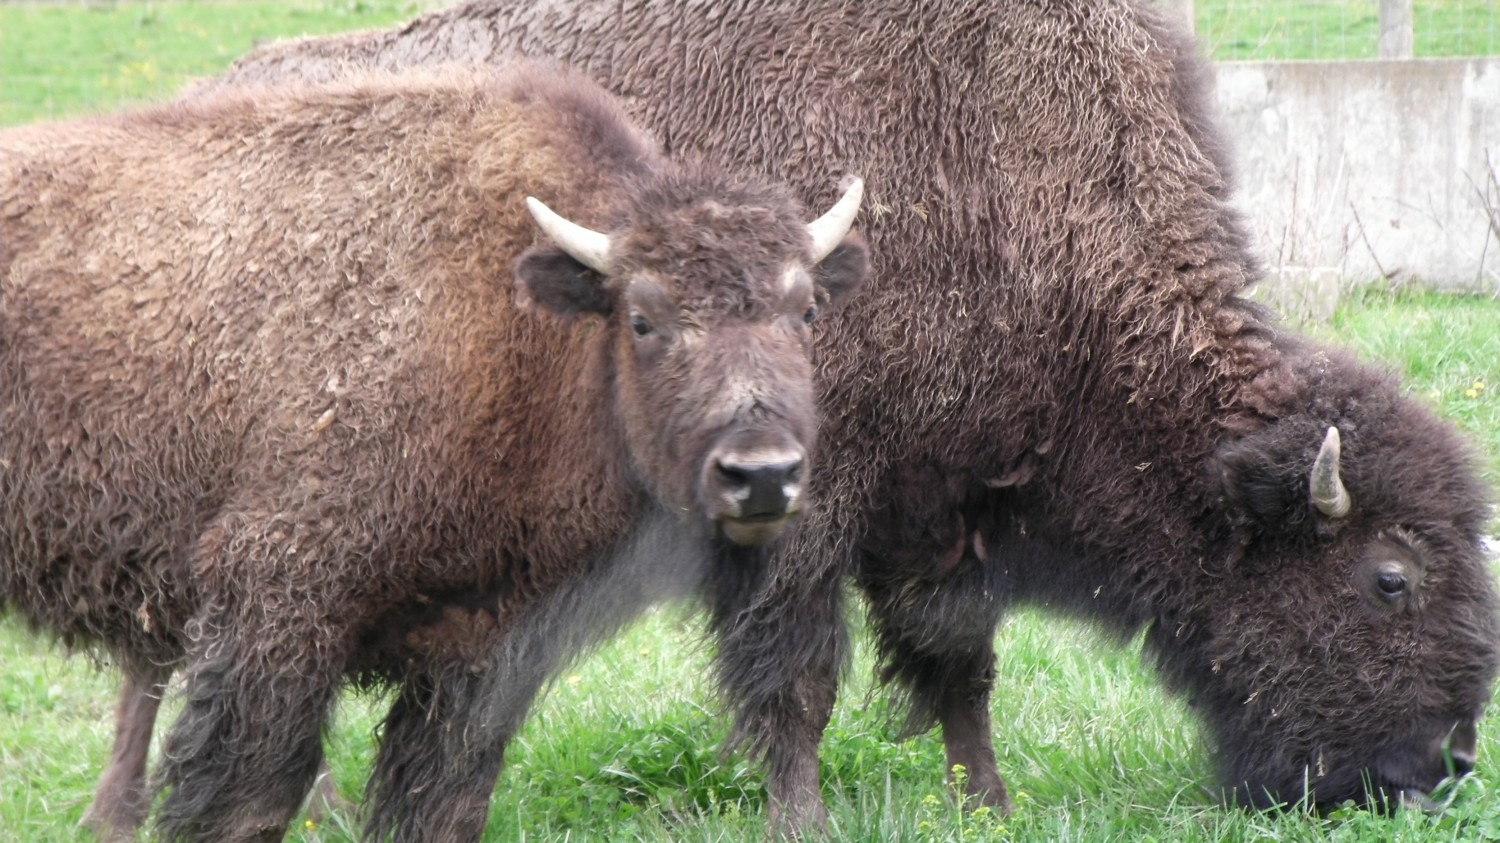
513, 169, 868, 546
1178, 404, 1500, 813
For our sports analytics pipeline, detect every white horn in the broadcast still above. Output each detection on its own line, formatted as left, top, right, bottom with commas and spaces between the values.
1310, 426, 1352, 519
525, 196, 613, 275
806, 177, 865, 264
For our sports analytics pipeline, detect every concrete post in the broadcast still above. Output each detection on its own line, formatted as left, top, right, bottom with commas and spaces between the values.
1379, 0, 1414, 59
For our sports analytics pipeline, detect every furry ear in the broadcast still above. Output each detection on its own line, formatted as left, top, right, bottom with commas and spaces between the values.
812, 232, 870, 308
1214, 436, 1307, 528
513, 246, 613, 317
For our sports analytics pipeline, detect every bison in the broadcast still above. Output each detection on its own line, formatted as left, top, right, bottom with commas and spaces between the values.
205, 0, 1500, 833
0, 62, 868, 842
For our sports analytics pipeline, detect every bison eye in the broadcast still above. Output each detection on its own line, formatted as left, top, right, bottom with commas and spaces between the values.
630, 313, 653, 337
803, 304, 819, 325
1376, 571, 1408, 599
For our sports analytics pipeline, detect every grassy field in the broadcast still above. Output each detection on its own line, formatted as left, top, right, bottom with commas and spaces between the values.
2, 1, 1498, 125
4, 2, 1500, 842
0, 0, 427, 125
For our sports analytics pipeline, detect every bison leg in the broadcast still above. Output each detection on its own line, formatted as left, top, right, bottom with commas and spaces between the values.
707, 549, 844, 835
84, 665, 346, 840
84, 665, 170, 841
860, 549, 1011, 813
365, 668, 512, 843
153, 595, 345, 842
933, 650, 1009, 811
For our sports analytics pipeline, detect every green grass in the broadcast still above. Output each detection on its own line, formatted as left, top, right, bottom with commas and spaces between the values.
1196, 0, 1500, 61
10, 594, 1500, 841
0, 0, 427, 126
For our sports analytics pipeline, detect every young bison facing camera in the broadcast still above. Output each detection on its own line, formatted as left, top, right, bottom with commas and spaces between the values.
0, 63, 866, 842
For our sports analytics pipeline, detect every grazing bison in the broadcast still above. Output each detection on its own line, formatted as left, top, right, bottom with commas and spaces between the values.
0, 63, 868, 842
205, 0, 1500, 832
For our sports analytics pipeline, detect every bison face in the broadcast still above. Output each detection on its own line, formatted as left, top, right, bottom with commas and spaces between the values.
514, 172, 868, 546
1183, 414, 1500, 813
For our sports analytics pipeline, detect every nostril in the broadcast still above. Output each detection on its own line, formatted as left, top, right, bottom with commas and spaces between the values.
1450, 750, 1477, 778
716, 458, 802, 490
785, 458, 805, 485
715, 461, 750, 489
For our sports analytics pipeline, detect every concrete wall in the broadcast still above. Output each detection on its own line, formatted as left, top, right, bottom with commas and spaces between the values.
1212, 58, 1500, 311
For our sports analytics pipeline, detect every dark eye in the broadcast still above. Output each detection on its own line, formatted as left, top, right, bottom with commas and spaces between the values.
1376, 571, 1408, 600
630, 313, 653, 337
803, 304, 819, 325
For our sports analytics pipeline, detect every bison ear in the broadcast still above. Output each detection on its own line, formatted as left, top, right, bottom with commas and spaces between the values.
1214, 437, 1304, 527
513, 246, 613, 317
812, 232, 870, 308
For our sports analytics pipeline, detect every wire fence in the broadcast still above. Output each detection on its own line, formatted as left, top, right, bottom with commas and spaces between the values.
3, 1, 1499, 126
1191, 0, 1500, 61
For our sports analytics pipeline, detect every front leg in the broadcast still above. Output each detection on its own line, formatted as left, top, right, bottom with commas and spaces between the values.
365, 668, 512, 843
153, 609, 343, 842
153, 508, 354, 843
707, 545, 845, 835
365, 597, 578, 843
933, 649, 1008, 810
859, 537, 1012, 813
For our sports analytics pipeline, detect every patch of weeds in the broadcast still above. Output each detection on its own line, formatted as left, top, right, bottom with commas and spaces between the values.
914, 765, 1015, 841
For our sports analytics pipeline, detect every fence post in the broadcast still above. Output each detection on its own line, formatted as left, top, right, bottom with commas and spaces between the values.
1378, 0, 1414, 59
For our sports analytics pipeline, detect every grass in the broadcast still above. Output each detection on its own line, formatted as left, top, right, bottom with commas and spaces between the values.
1197, 0, 1500, 61
1, 1, 1498, 126
0, 0, 427, 126
9, 578, 1500, 841
4, 3, 1500, 842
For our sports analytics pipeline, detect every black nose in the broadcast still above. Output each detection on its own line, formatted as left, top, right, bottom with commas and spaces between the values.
714, 456, 803, 518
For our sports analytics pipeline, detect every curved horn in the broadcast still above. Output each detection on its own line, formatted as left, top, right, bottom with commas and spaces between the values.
525, 196, 613, 274
1310, 426, 1352, 519
806, 177, 865, 264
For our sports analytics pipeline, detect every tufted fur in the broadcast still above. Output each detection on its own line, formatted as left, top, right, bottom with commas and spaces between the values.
197, 0, 1500, 831
1, 62, 866, 842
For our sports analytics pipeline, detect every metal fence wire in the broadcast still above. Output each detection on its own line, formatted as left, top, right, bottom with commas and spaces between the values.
1189, 0, 1500, 61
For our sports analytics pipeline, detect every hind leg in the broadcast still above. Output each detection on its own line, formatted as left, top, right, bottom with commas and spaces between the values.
84, 663, 346, 840
84, 665, 170, 841
932, 648, 1008, 809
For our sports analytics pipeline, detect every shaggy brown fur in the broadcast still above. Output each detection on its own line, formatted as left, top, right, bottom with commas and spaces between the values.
0, 63, 866, 842
197, 0, 1500, 832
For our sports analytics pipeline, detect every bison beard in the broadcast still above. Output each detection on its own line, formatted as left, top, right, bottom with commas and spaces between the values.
0, 63, 869, 842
